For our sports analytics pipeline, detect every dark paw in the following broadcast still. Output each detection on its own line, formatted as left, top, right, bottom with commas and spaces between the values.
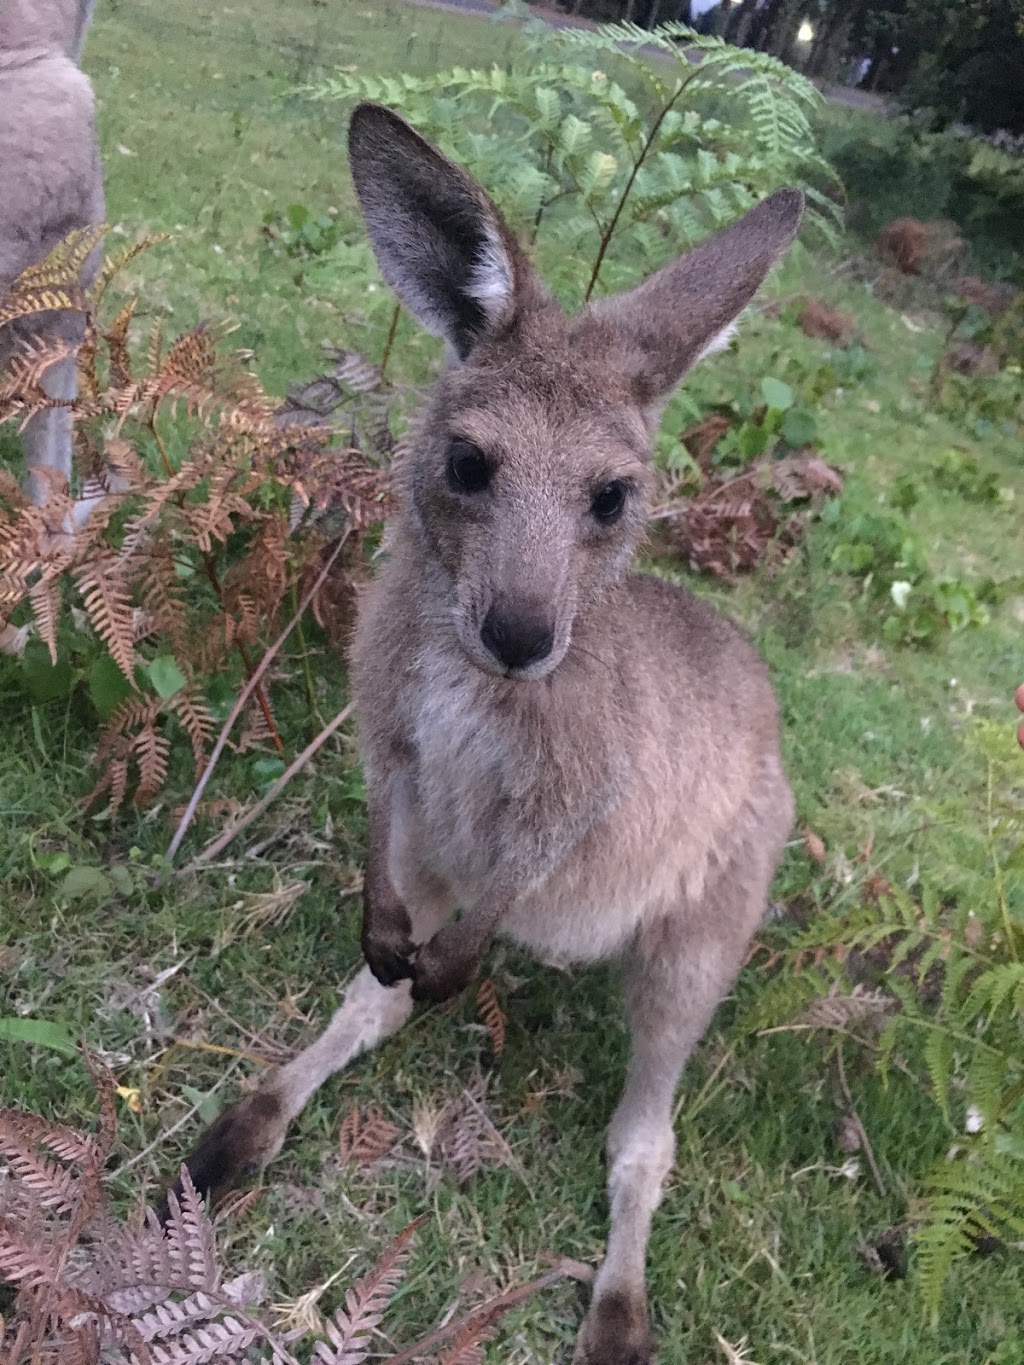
155, 1089, 287, 1223
362, 924, 417, 988
573, 1290, 656, 1365
410, 932, 478, 1004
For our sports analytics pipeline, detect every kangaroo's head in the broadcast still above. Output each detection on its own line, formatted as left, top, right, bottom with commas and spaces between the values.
348, 103, 802, 681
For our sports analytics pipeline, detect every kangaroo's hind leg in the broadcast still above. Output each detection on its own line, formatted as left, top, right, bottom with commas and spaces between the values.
574, 800, 791, 1363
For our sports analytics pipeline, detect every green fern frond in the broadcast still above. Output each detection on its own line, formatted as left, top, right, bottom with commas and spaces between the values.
916, 1147, 1024, 1318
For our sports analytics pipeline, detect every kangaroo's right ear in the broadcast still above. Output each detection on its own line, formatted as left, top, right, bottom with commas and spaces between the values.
348, 103, 541, 361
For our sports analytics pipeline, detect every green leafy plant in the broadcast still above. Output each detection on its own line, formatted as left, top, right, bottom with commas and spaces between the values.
261, 202, 342, 260
819, 500, 995, 645
744, 720, 1024, 1315
312, 21, 841, 304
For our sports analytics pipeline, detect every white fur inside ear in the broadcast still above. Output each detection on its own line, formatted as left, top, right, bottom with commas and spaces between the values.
468, 228, 514, 323
695, 320, 739, 363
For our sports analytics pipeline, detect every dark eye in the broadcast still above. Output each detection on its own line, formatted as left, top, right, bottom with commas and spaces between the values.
591, 480, 628, 524
446, 440, 491, 493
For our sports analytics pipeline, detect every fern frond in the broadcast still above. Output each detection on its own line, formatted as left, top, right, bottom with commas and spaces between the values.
90, 233, 172, 313
106, 297, 139, 389
312, 1217, 424, 1365
0, 286, 89, 330
131, 719, 170, 808
0, 1219, 58, 1296
475, 979, 506, 1059
11, 225, 109, 293
28, 575, 61, 664
916, 1147, 1024, 1317
168, 688, 215, 778
74, 554, 138, 683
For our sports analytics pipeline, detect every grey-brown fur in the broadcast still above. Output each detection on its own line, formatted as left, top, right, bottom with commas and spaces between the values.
168, 105, 802, 1362
0, 0, 104, 503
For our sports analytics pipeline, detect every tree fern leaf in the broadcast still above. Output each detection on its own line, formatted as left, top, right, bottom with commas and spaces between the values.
923, 1027, 954, 1120
962, 962, 1024, 1024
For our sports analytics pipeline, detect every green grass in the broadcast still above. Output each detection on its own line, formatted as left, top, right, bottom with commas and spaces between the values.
1, 2, 1023, 1362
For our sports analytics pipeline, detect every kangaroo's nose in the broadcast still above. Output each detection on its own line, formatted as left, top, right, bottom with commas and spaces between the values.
480, 605, 554, 671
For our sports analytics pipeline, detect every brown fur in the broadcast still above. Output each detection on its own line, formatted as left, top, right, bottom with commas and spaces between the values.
0, 0, 104, 505
169, 106, 803, 1362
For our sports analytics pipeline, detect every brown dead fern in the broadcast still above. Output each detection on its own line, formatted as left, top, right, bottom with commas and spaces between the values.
0, 232, 394, 817
336, 1105, 402, 1171
0, 1064, 572, 1363
475, 979, 506, 1060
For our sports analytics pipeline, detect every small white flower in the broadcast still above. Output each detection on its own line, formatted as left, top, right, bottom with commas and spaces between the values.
890, 580, 912, 609
965, 1105, 984, 1134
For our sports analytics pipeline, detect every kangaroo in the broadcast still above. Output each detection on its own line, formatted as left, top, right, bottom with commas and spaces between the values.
0, 0, 105, 506
170, 104, 802, 1364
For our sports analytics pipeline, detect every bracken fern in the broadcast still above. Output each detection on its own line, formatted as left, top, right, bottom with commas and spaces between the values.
744, 718, 1024, 1315
0, 235, 393, 817
311, 22, 841, 305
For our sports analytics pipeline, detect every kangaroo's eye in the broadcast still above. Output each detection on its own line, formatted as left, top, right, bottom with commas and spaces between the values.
446, 440, 491, 493
591, 480, 628, 524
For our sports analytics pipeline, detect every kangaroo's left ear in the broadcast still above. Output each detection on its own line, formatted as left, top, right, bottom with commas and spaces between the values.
577, 188, 804, 412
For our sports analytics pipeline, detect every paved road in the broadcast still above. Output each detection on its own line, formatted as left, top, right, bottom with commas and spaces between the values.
403, 0, 888, 114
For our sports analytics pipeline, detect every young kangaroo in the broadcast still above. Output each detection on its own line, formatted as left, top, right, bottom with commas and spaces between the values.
170, 104, 802, 1364
0, 0, 105, 505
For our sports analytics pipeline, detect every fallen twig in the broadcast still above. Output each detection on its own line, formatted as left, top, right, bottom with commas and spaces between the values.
836, 1045, 888, 1198
176, 700, 354, 876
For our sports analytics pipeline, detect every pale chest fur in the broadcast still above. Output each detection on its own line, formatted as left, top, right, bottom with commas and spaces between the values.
400, 642, 623, 905
387, 640, 728, 967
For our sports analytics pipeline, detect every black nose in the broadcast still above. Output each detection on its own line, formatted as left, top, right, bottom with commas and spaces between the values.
480, 606, 554, 671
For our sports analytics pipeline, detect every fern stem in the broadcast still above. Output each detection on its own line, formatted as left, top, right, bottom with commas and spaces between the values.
987, 757, 1019, 962
200, 554, 284, 753
898, 1013, 1012, 1062
166, 531, 350, 862
380, 302, 402, 379
530, 143, 555, 246
180, 697, 355, 873
387, 1263, 582, 1365
148, 409, 175, 478
836, 1045, 887, 1197
583, 67, 701, 303
290, 579, 322, 735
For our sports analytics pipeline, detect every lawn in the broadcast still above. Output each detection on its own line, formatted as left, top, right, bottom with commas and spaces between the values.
1, 2, 1022, 1362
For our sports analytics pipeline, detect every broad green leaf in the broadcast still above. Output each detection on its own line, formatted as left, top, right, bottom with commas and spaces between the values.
0, 1017, 78, 1056
761, 377, 794, 411
58, 865, 114, 902
22, 643, 75, 705
147, 654, 187, 701
781, 406, 817, 447
89, 652, 133, 719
